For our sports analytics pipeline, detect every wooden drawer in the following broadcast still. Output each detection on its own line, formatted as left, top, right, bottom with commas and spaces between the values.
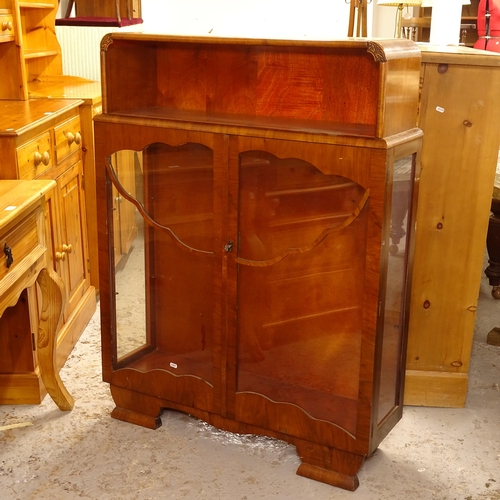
0, 209, 40, 282
16, 132, 53, 180
54, 115, 82, 165
0, 12, 14, 43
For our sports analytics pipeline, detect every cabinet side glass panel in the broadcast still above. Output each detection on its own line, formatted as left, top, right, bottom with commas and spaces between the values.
110, 150, 145, 360
110, 143, 215, 385
236, 151, 368, 432
377, 154, 415, 423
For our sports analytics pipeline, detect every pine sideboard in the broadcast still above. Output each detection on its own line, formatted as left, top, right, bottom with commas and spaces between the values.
0, 99, 96, 404
0, 180, 74, 410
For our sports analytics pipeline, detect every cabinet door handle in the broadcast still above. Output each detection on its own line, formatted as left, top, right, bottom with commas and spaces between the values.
33, 151, 42, 167
34, 151, 50, 168
62, 244, 73, 254
2, 21, 12, 32
66, 132, 82, 146
224, 241, 234, 252
42, 151, 50, 166
4, 243, 13, 268
56, 251, 67, 261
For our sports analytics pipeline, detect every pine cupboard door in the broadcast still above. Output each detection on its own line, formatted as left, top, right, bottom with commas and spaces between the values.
103, 130, 225, 418
51, 160, 90, 322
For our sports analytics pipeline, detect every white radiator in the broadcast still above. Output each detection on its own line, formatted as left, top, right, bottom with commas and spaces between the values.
56, 25, 143, 82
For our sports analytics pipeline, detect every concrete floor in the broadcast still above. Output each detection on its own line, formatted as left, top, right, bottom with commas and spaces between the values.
0, 259, 499, 500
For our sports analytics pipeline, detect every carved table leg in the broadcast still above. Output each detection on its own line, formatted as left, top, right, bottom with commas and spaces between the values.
485, 198, 500, 298
36, 267, 74, 411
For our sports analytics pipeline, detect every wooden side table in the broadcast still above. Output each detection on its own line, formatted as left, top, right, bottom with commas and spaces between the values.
0, 180, 73, 410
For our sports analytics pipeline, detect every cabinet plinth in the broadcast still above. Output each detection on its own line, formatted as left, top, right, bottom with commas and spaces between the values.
95, 34, 422, 491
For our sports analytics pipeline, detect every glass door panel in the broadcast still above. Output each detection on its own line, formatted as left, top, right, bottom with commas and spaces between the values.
377, 154, 416, 423
236, 151, 368, 432
108, 143, 215, 385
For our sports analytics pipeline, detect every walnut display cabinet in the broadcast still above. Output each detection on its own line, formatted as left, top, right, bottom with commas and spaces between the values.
95, 34, 422, 491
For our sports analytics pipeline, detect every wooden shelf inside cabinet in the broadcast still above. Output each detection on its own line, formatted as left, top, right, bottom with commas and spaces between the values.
18, 1, 55, 8
104, 107, 385, 141
23, 49, 59, 59
96, 34, 423, 491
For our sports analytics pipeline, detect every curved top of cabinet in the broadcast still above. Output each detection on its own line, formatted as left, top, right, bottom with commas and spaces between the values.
99, 34, 421, 139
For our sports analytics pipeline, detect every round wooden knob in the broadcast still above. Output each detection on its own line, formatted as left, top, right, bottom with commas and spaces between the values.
42, 151, 50, 166
2, 21, 12, 32
33, 151, 42, 167
66, 132, 75, 145
62, 244, 73, 254
75, 132, 82, 145
56, 251, 67, 261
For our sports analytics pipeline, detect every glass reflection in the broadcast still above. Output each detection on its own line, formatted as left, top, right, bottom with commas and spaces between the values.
109, 144, 215, 385
377, 154, 415, 423
111, 150, 145, 360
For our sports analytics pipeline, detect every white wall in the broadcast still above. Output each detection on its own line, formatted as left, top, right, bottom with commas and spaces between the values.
57, 0, 399, 80
141, 0, 353, 39
139, 0, 395, 39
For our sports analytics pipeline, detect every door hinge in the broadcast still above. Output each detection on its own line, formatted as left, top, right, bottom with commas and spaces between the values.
87, 258, 91, 275
32, 333, 36, 351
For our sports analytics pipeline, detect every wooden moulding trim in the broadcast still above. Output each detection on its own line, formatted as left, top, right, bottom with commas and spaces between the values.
94, 113, 394, 149
104, 156, 215, 256
100, 33, 114, 52
235, 190, 370, 267
100, 32, 418, 55
367, 41, 387, 62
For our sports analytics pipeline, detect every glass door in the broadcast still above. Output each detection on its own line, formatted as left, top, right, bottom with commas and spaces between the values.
233, 148, 369, 436
106, 141, 217, 390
